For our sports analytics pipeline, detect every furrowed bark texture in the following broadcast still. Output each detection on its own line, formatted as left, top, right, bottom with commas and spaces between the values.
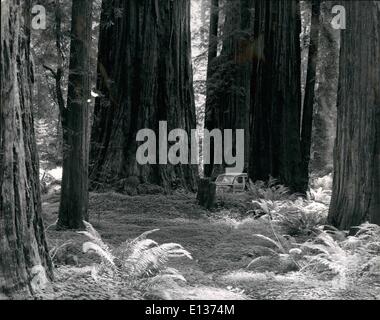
301, 0, 321, 177
204, 0, 252, 177
249, 0, 307, 193
58, 0, 93, 229
328, 1, 380, 229
0, 0, 53, 296
90, 0, 198, 192
203, 0, 219, 178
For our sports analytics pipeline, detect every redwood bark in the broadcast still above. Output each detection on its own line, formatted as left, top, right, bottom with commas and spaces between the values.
58, 0, 93, 229
328, 1, 380, 229
301, 0, 321, 177
90, 0, 198, 192
0, 0, 53, 295
249, 0, 307, 193
204, 0, 252, 177
204, 0, 220, 177
197, 178, 216, 209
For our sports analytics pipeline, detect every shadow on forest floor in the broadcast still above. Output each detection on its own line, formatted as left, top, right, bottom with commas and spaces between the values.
37, 192, 380, 300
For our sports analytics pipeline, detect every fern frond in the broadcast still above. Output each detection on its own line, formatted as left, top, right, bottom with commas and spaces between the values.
130, 229, 160, 244
82, 242, 115, 266
252, 234, 282, 251
78, 221, 109, 251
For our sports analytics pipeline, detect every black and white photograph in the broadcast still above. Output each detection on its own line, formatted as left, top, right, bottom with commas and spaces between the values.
1, 0, 379, 307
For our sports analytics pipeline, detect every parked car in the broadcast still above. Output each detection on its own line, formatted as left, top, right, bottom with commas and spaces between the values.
215, 173, 249, 193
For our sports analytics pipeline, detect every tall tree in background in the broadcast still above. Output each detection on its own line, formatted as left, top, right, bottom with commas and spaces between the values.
204, 0, 220, 177
310, 1, 340, 174
249, 0, 307, 193
41, 0, 69, 162
57, 0, 93, 229
206, 0, 219, 103
204, 0, 253, 177
328, 1, 380, 229
90, 0, 198, 193
301, 0, 321, 177
0, 0, 53, 295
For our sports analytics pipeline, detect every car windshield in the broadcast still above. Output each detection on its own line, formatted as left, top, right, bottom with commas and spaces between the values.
216, 175, 235, 184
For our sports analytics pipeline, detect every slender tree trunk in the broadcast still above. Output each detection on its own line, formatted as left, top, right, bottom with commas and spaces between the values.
58, 0, 93, 230
204, 0, 220, 177
90, 0, 198, 193
328, 1, 380, 229
0, 0, 53, 296
249, 0, 307, 193
310, 1, 340, 175
301, 0, 321, 177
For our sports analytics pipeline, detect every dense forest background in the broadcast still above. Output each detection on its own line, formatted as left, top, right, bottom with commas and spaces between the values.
1, 0, 379, 300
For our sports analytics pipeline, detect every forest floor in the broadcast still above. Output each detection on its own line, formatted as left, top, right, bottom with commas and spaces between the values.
34, 120, 380, 300
37, 191, 380, 300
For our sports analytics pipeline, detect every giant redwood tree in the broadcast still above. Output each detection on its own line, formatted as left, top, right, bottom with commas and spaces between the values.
90, 0, 198, 192
249, 0, 307, 193
204, 0, 253, 177
328, 1, 380, 229
0, 0, 53, 295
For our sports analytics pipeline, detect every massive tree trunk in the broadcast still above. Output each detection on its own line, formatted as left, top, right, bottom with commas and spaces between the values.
58, 0, 93, 229
90, 0, 198, 193
328, 1, 380, 229
204, 0, 252, 177
310, 1, 340, 175
301, 0, 321, 177
0, 0, 53, 295
249, 0, 307, 193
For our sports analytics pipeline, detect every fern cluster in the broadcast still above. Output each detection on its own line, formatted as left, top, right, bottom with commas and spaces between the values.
252, 197, 328, 236
296, 223, 380, 287
78, 222, 192, 290
246, 222, 380, 290
247, 176, 379, 287
248, 177, 294, 201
